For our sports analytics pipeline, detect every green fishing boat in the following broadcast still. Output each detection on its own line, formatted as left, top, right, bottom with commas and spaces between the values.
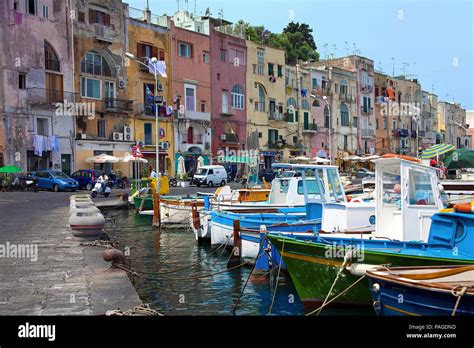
267, 157, 474, 306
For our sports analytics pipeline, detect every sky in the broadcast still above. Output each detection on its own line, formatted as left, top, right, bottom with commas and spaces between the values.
127, 0, 474, 109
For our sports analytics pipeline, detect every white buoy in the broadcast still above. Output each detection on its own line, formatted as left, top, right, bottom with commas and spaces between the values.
69, 211, 105, 237
70, 200, 95, 209
69, 205, 100, 216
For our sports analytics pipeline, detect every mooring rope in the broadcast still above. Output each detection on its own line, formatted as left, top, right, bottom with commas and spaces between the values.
451, 285, 470, 316
268, 237, 285, 315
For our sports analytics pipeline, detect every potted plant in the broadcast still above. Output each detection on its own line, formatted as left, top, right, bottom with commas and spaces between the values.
178, 173, 189, 187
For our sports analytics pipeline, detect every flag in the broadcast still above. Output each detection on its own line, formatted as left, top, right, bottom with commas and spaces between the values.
147, 58, 167, 78
145, 84, 154, 101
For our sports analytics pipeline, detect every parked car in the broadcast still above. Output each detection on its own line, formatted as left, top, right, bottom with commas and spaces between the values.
71, 170, 102, 190
32, 170, 78, 192
192, 165, 228, 187
356, 168, 375, 178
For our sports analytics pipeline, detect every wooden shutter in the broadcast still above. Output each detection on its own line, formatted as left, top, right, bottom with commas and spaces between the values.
104, 13, 111, 27
89, 9, 95, 23
152, 46, 158, 59
159, 49, 165, 61
78, 11, 85, 23
137, 43, 143, 57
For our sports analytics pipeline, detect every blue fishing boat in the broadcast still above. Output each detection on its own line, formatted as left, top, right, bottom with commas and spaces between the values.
367, 265, 474, 315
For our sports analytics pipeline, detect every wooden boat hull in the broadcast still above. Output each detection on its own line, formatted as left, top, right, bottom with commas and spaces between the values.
367, 266, 474, 315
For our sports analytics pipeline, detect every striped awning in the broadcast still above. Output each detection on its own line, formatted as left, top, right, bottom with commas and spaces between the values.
421, 144, 456, 159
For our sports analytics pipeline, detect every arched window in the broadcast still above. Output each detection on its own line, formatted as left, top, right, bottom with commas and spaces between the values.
313, 99, 321, 107
231, 84, 244, 110
44, 41, 60, 72
287, 97, 297, 108
257, 84, 265, 112
81, 51, 112, 77
301, 99, 310, 110
340, 79, 348, 95
340, 103, 349, 126
324, 105, 330, 128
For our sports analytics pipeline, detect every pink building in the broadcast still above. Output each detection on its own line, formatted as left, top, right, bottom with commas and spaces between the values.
209, 20, 247, 175
170, 20, 212, 174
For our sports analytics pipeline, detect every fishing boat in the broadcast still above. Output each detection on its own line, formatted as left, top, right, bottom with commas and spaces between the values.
207, 163, 376, 257
267, 157, 474, 307
367, 265, 474, 315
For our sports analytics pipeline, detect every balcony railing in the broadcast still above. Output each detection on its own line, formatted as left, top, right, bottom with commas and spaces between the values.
339, 93, 353, 102
93, 24, 114, 43
28, 88, 77, 106
361, 129, 375, 138
360, 84, 373, 94
268, 111, 286, 121
103, 98, 133, 113
361, 106, 374, 114
303, 123, 318, 132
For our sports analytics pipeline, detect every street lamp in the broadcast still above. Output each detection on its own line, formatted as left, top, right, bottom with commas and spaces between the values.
126, 52, 161, 190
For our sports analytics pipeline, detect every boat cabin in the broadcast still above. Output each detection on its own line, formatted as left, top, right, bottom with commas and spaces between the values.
373, 158, 444, 242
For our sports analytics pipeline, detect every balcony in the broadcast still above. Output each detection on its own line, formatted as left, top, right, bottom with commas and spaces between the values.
28, 88, 77, 107
103, 98, 133, 113
360, 106, 374, 114
268, 111, 287, 121
361, 129, 375, 138
184, 110, 211, 122
339, 94, 353, 102
360, 84, 373, 94
303, 123, 318, 133
93, 24, 114, 43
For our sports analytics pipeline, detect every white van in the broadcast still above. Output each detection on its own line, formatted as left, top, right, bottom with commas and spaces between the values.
193, 165, 227, 187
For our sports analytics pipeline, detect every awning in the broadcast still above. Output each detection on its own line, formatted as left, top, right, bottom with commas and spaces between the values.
421, 144, 456, 159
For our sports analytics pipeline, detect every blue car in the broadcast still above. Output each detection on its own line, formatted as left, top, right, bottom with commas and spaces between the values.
32, 170, 79, 192
71, 169, 102, 191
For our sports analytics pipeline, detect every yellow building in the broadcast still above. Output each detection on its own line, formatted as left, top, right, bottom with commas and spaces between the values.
127, 18, 174, 176
245, 41, 288, 169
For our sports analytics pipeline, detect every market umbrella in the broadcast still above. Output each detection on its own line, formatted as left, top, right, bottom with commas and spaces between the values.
444, 148, 474, 169
421, 144, 455, 159
310, 157, 331, 164
196, 156, 204, 171
289, 156, 311, 163
85, 154, 119, 163
0, 165, 22, 173
177, 156, 186, 178
119, 153, 148, 163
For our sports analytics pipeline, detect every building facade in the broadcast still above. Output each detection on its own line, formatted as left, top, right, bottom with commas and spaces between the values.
245, 40, 287, 170
438, 101, 468, 148
0, 0, 75, 173
209, 20, 247, 175
72, 0, 134, 176
170, 14, 212, 175
126, 15, 174, 176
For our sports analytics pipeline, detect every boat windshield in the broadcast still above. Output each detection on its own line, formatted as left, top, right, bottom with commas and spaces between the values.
382, 171, 401, 206
327, 168, 345, 202
195, 168, 207, 175
297, 180, 321, 199
408, 169, 435, 206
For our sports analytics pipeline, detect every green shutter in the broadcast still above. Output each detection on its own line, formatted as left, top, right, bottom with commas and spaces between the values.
304, 112, 309, 129
268, 63, 274, 76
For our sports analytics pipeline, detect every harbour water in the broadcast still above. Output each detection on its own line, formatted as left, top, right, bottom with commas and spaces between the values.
105, 209, 374, 316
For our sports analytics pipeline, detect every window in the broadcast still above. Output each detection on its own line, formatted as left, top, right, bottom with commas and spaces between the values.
231, 85, 244, 110
303, 112, 310, 129
144, 123, 153, 145
376, 119, 379, 129
178, 42, 192, 58
104, 81, 116, 108
324, 105, 330, 128
268, 129, 278, 146
159, 49, 165, 61
44, 41, 60, 72
287, 97, 297, 122
26, 0, 37, 16
81, 52, 111, 76
257, 49, 264, 75
277, 65, 283, 77
81, 77, 101, 99
36, 118, 48, 136
220, 49, 226, 61
268, 63, 274, 76
392, 119, 396, 130
313, 99, 320, 107
42, 5, 48, 18
301, 99, 310, 110
185, 84, 196, 111
408, 170, 435, 206
200, 102, 206, 112
341, 103, 349, 126
256, 84, 265, 112
383, 116, 387, 130
321, 76, 327, 90
89, 9, 111, 26
222, 91, 228, 114
18, 73, 26, 90
203, 51, 209, 64
343, 135, 348, 150
13, 1, 19, 11
229, 49, 246, 66
97, 119, 106, 138
340, 80, 348, 95
296, 180, 321, 196
353, 116, 358, 128
78, 11, 85, 23
312, 78, 318, 89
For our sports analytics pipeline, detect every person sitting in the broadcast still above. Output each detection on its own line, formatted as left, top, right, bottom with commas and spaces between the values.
97, 172, 109, 190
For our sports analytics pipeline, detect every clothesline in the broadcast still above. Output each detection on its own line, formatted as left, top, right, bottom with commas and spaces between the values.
33, 135, 60, 157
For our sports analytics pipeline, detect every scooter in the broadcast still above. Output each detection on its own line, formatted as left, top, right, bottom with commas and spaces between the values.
91, 181, 111, 198
169, 176, 178, 187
